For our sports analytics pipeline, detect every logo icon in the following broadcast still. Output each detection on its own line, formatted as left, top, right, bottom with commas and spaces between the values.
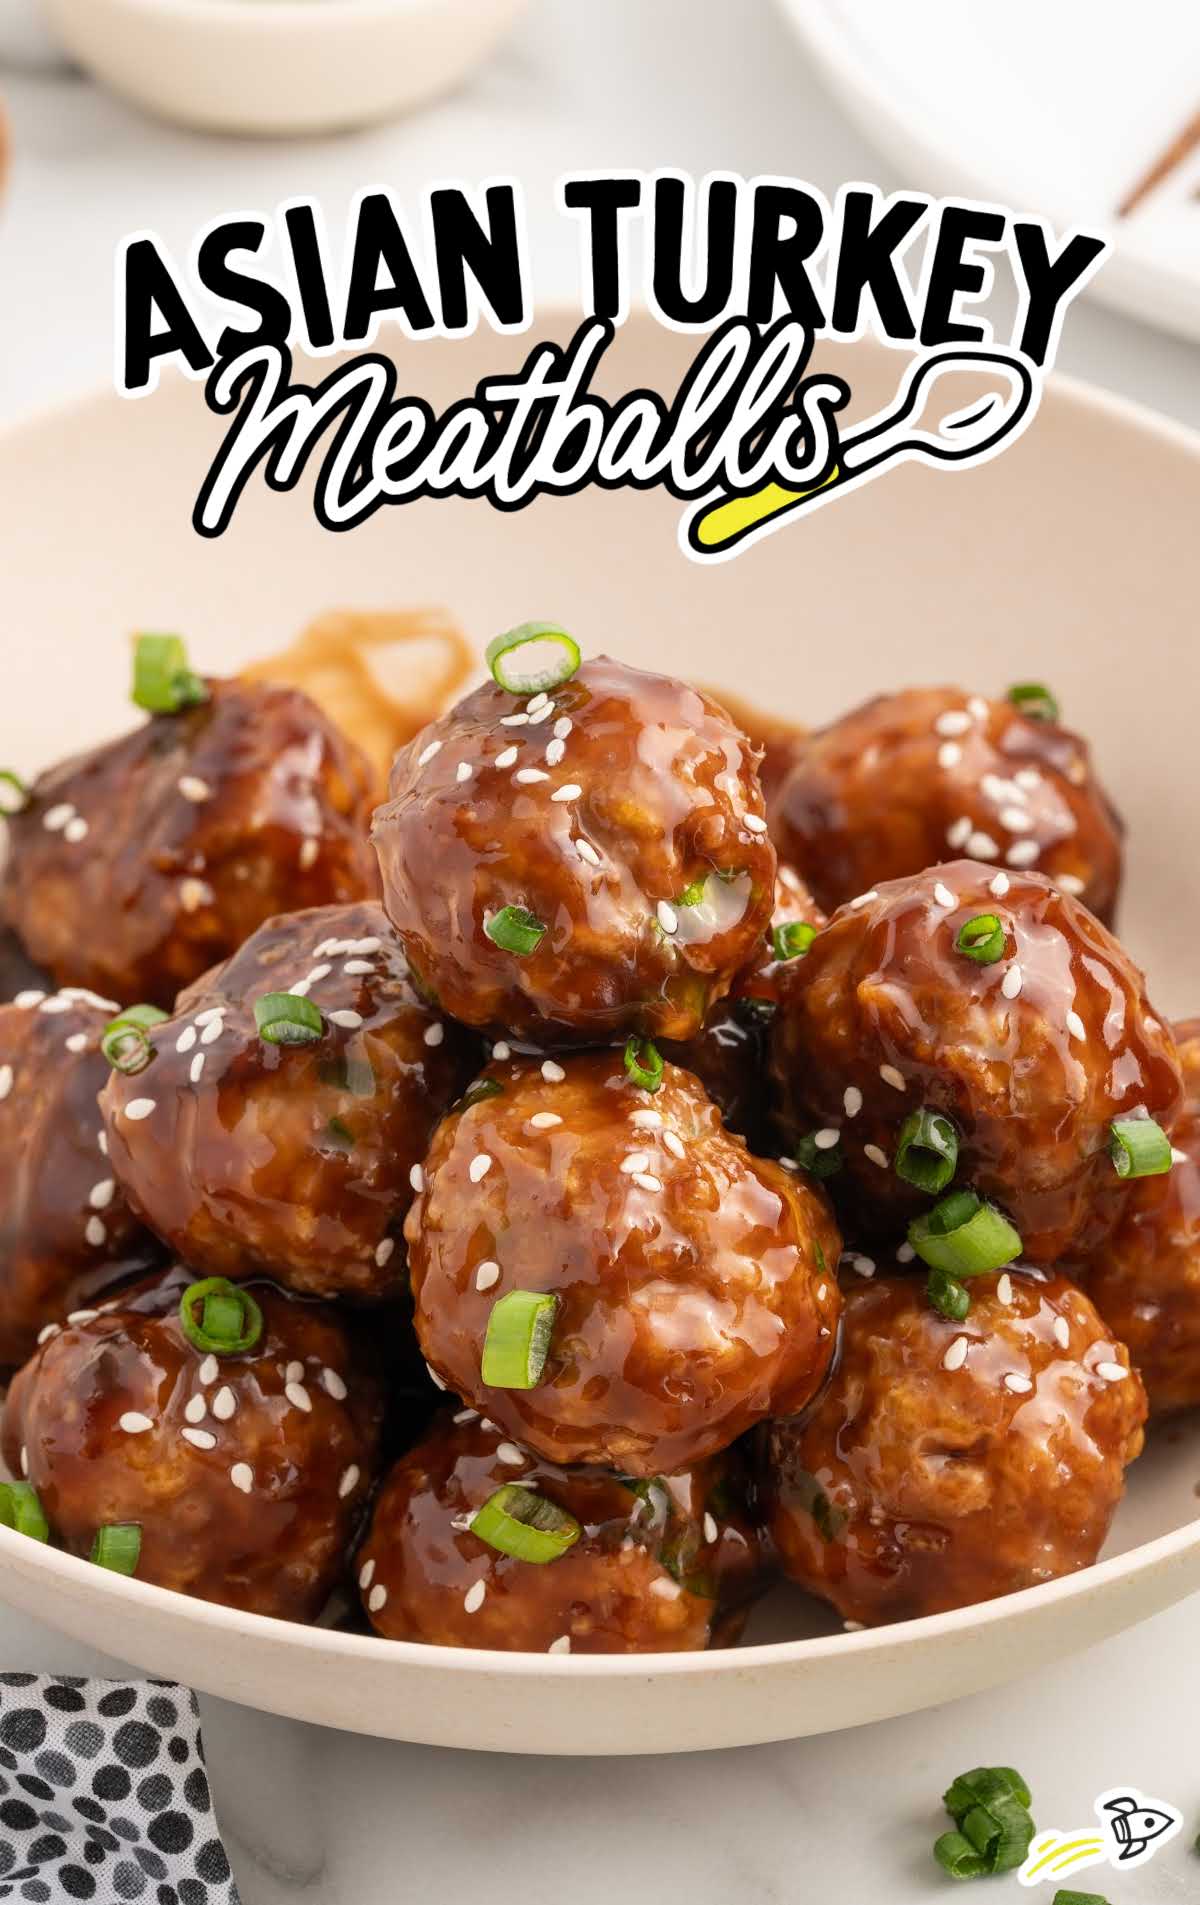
1018, 1786, 1183, 1886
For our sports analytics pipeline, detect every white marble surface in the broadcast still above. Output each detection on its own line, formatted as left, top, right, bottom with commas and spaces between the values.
1, 3, 1200, 1899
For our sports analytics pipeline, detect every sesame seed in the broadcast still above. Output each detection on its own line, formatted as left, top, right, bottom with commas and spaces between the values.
13, 990, 44, 1009
548, 1635, 571, 1655
935, 710, 971, 736
847, 1253, 875, 1279
43, 802, 74, 831
966, 831, 999, 861
495, 746, 519, 769
199, 1356, 219, 1385
650, 1578, 682, 1600
1006, 839, 1040, 868
476, 1261, 500, 1292
359, 1559, 375, 1589
1172, 1147, 1188, 1165
1001, 965, 1023, 1000
492, 1042, 511, 1061
496, 1442, 525, 1466
545, 739, 566, 766
620, 1152, 651, 1174
879, 1064, 906, 1092
1004, 1372, 1033, 1395
423, 1023, 444, 1048
89, 1179, 115, 1210
38, 996, 73, 1015
966, 694, 989, 722
942, 1337, 968, 1372
1054, 1317, 1070, 1348
194, 1007, 222, 1026
813, 1128, 840, 1150
936, 742, 962, 770
864, 1143, 888, 1168
289, 979, 312, 999
849, 890, 878, 908
946, 818, 972, 850
339, 1465, 360, 1498
417, 740, 442, 767
67, 1308, 99, 1324
464, 1580, 487, 1614
97, 1132, 108, 1155
530, 1111, 561, 1129
343, 959, 374, 977
200, 1017, 224, 1045
554, 716, 572, 740
469, 1153, 493, 1183
541, 1059, 565, 1083
576, 840, 601, 867
526, 703, 554, 726
321, 1367, 348, 1401
703, 1513, 718, 1544
1066, 1010, 1086, 1040
119, 1412, 153, 1434
178, 775, 211, 802
663, 1130, 686, 1160
211, 1386, 236, 1420
656, 901, 678, 934
500, 712, 528, 727
179, 878, 210, 914
189, 1055, 205, 1085
368, 1585, 388, 1613
428, 1366, 447, 1390
514, 769, 548, 785
123, 1098, 156, 1121
182, 1427, 217, 1450
36, 1324, 59, 1345
1096, 1360, 1127, 1382
286, 1381, 312, 1412
230, 1463, 254, 1493
175, 1026, 197, 1054
896, 1241, 915, 1264
631, 1109, 662, 1129
744, 814, 768, 834
632, 1172, 663, 1192
526, 693, 549, 713
1000, 806, 1034, 834
304, 963, 332, 985
996, 1273, 1013, 1304
456, 762, 473, 783
84, 1217, 106, 1248
64, 816, 89, 844
843, 1620, 865, 1633
65, 1033, 89, 1054
284, 1362, 303, 1384
184, 1395, 206, 1424
454, 1408, 478, 1424
841, 1087, 863, 1120
299, 839, 320, 870
933, 882, 956, 909
1058, 873, 1086, 896
328, 1009, 363, 1030
551, 782, 581, 803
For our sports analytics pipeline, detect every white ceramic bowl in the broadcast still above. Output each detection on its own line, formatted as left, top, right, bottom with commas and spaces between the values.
1, 315, 1199, 1753
40, 0, 529, 136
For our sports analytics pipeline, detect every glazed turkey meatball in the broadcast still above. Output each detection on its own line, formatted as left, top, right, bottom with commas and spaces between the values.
0, 990, 160, 1367
3, 1265, 384, 1620
772, 686, 1122, 924
770, 859, 1181, 1263
373, 655, 777, 1044
101, 903, 477, 1301
2, 676, 378, 1008
406, 1050, 841, 1475
766, 1267, 1146, 1625
356, 1412, 763, 1653
1085, 1021, 1200, 1413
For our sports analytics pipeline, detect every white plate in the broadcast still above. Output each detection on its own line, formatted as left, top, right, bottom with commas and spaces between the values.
1, 315, 1199, 1753
778, 0, 1200, 345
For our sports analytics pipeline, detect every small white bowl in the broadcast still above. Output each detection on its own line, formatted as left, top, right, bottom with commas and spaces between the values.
40, 0, 530, 136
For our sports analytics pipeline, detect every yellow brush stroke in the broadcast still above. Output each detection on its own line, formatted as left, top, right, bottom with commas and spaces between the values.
692, 466, 840, 549
1049, 1840, 1105, 1874
1024, 1834, 1103, 1877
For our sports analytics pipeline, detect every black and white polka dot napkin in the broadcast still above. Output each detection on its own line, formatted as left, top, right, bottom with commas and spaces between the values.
0, 1675, 238, 1903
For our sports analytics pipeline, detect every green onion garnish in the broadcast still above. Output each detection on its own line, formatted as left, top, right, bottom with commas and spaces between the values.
772, 921, 817, 962
0, 1482, 49, 1543
253, 992, 324, 1045
927, 1267, 971, 1321
1050, 1893, 1109, 1905
131, 634, 209, 715
1109, 1116, 1172, 1179
623, 1035, 664, 1093
461, 1077, 505, 1111
937, 1765, 1036, 1882
101, 1003, 169, 1076
485, 907, 546, 956
469, 1485, 581, 1563
943, 1767, 1032, 1815
932, 1831, 988, 1880
90, 1523, 142, 1575
909, 1190, 1021, 1277
485, 622, 581, 695
677, 877, 707, 907
954, 914, 1006, 964
792, 1132, 842, 1180
895, 1108, 958, 1194
0, 770, 30, 816
1007, 681, 1059, 723
481, 1290, 558, 1389
178, 1277, 264, 1356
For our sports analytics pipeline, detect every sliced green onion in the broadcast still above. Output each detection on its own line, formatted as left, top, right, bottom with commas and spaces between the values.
1109, 1116, 1172, 1179
253, 992, 324, 1045
937, 1765, 1036, 1883
955, 913, 1006, 964
481, 1289, 558, 1389
623, 1035, 664, 1093
943, 1766, 1032, 1817
178, 1277, 264, 1356
1008, 681, 1059, 723
131, 634, 209, 715
0, 770, 30, 816
469, 1485, 581, 1563
895, 1108, 958, 1194
792, 1131, 842, 1180
485, 622, 581, 695
101, 1003, 169, 1076
0, 1482, 49, 1543
927, 1267, 971, 1321
90, 1524, 141, 1575
485, 906, 546, 956
772, 920, 817, 963
1050, 1893, 1109, 1905
909, 1191, 1021, 1277
677, 877, 708, 908
327, 1116, 354, 1148
461, 1077, 505, 1111
932, 1830, 987, 1880
958, 1797, 1034, 1874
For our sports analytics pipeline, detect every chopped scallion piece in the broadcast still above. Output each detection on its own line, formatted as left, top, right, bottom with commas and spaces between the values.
254, 992, 324, 1045
0, 1482, 49, 1543
772, 920, 817, 962
1008, 681, 1059, 723
955, 913, 1006, 964
461, 1077, 505, 1111
943, 1767, 1032, 1815
1050, 1892, 1109, 1905
909, 1191, 1021, 1276
1109, 1116, 1172, 1179
937, 1764, 1036, 1882
677, 877, 708, 907
179, 1277, 263, 1355
895, 1107, 958, 1194
90, 1523, 142, 1575
623, 1035, 664, 1093
101, 1003, 168, 1076
485, 622, 581, 695
481, 1290, 558, 1389
469, 1485, 581, 1563
485, 907, 546, 956
793, 1132, 842, 1180
0, 770, 30, 816
927, 1267, 971, 1321
132, 634, 209, 715
932, 1830, 987, 1880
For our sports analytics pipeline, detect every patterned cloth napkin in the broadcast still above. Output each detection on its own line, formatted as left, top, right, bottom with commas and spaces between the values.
0, 1675, 238, 1903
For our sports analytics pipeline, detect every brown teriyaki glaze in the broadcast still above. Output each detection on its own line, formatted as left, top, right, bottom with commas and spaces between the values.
3, 1265, 384, 1620
770, 859, 1181, 1262
372, 656, 777, 1044
772, 686, 1123, 924
406, 1050, 842, 1475
2, 678, 379, 1008
767, 1267, 1147, 1625
356, 1411, 764, 1653
101, 903, 478, 1301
